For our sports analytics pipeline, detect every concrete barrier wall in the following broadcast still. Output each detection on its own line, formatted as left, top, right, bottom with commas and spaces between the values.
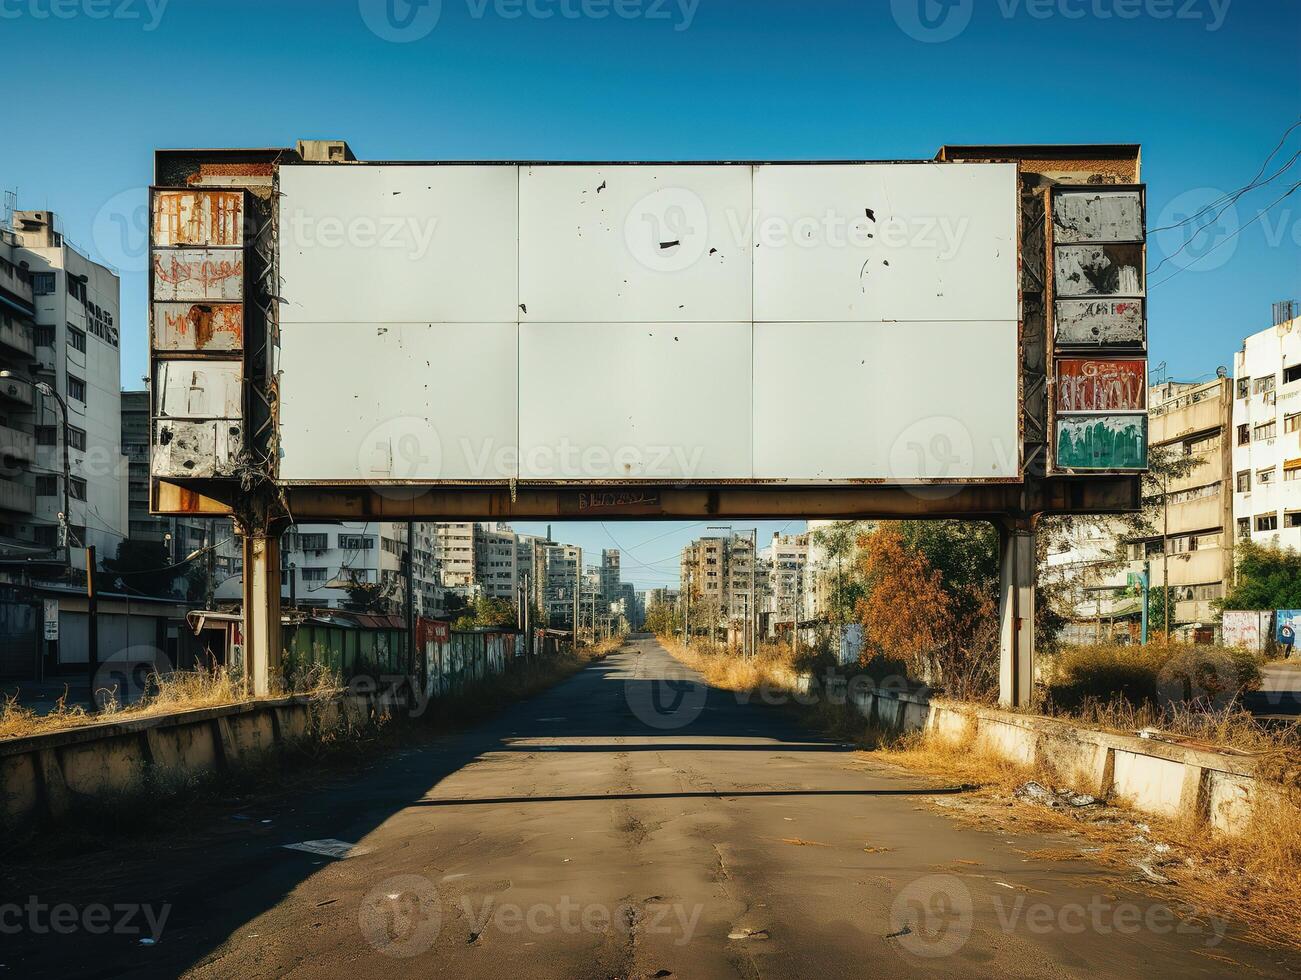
835, 683, 1286, 836
0, 691, 384, 833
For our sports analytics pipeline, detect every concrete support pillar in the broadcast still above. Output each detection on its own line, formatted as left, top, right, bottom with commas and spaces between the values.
998, 519, 1036, 708
242, 529, 283, 697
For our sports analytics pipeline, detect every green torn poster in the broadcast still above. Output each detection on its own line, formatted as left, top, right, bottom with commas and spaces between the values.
1055, 414, 1147, 470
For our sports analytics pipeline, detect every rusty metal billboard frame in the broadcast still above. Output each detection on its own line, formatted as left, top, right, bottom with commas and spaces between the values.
148, 147, 1144, 522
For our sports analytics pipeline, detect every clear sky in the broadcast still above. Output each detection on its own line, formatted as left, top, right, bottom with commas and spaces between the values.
2, 0, 1296, 588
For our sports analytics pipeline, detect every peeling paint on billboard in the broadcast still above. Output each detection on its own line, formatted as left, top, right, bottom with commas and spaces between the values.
152, 249, 244, 301
1055, 299, 1145, 348
1054, 243, 1144, 297
153, 302, 244, 351
1055, 414, 1147, 470
1052, 191, 1143, 243
152, 191, 245, 247
1056, 358, 1147, 412
152, 419, 243, 478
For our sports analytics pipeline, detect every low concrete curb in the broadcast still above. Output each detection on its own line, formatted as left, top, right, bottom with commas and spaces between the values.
842, 683, 1287, 835
0, 690, 388, 832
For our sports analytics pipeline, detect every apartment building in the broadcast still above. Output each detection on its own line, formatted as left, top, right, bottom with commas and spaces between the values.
8, 211, 126, 566
600, 549, 621, 602
680, 536, 726, 610
434, 522, 477, 592
474, 524, 518, 600
540, 541, 581, 627
0, 227, 39, 555
767, 531, 809, 625
1233, 308, 1301, 551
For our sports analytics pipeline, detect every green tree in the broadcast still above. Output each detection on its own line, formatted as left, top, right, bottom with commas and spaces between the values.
810, 521, 873, 626
1221, 542, 1301, 611
644, 601, 682, 638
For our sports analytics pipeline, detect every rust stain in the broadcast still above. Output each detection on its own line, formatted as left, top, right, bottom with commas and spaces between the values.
154, 253, 243, 290
154, 191, 244, 247
159, 303, 243, 349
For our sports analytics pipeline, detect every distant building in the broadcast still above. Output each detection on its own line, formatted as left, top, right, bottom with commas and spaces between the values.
1233, 308, 1301, 551
474, 524, 518, 600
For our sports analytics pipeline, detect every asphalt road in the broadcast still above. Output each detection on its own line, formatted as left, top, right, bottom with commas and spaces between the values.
3, 637, 1294, 978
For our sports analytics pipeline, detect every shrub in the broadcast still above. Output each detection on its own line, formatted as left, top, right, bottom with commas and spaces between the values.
1044, 643, 1263, 714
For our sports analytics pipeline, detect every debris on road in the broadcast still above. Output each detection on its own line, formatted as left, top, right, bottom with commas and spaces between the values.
1013, 781, 1101, 809
282, 839, 372, 860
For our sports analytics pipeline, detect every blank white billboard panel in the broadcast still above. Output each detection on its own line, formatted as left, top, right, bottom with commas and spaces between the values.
275, 162, 1020, 484
753, 322, 1018, 480
277, 322, 518, 482
279, 166, 518, 324
519, 322, 752, 480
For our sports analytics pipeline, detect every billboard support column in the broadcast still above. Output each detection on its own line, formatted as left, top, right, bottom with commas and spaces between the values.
998, 518, 1036, 708
241, 523, 284, 697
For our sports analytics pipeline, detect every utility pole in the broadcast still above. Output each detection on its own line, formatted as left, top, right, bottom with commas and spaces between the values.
1141, 559, 1151, 645
1161, 472, 1170, 641
684, 569, 692, 646
204, 526, 216, 611
748, 528, 757, 660
405, 520, 415, 681
85, 546, 98, 713
573, 546, 581, 649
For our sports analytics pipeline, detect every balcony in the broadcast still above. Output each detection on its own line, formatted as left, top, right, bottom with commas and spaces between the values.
1150, 388, 1228, 445
1164, 494, 1225, 534
0, 423, 35, 464
1149, 547, 1229, 588
0, 317, 34, 358
0, 477, 35, 514
0, 374, 33, 408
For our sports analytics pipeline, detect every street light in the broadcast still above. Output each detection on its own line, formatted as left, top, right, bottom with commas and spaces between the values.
0, 371, 70, 566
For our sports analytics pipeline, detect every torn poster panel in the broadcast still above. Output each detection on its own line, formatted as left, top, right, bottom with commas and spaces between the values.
151, 419, 242, 478
1054, 244, 1144, 297
152, 249, 244, 301
1052, 191, 1143, 244
1056, 358, 1147, 413
155, 360, 242, 419
1056, 414, 1147, 470
152, 302, 243, 351
152, 190, 245, 248
1055, 299, 1145, 348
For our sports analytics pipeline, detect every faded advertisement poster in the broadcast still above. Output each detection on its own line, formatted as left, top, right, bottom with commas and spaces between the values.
1056, 358, 1147, 412
1055, 414, 1147, 470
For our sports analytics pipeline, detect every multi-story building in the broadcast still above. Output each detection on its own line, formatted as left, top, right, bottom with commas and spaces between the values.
767, 531, 808, 626
539, 541, 581, 627
600, 549, 621, 603
0, 227, 39, 556
1234, 308, 1301, 552
434, 522, 477, 592
9, 211, 126, 567
474, 524, 518, 600
680, 536, 726, 608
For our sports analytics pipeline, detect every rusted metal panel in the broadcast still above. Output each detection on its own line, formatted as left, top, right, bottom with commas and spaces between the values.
152, 249, 244, 301
152, 420, 242, 479
1056, 358, 1147, 413
155, 361, 242, 419
152, 302, 244, 351
152, 190, 245, 247
1054, 243, 1144, 297
1051, 191, 1143, 243
153, 479, 233, 516
1055, 299, 1145, 348
1055, 414, 1147, 470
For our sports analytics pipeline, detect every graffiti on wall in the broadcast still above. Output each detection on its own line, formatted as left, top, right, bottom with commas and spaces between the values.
1056, 358, 1147, 412
1055, 414, 1147, 470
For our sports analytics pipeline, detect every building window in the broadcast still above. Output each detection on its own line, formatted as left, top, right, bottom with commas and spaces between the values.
35, 475, 57, 496
1256, 514, 1278, 532
1253, 376, 1277, 395
338, 534, 374, 550
66, 426, 86, 451
67, 375, 85, 402
1236, 377, 1249, 399
1236, 470, 1251, 492
1286, 364, 1301, 385
1286, 463, 1301, 482
300, 567, 328, 584
1288, 512, 1301, 529
35, 325, 55, 347
66, 277, 86, 304
1237, 517, 1251, 539
1237, 423, 1250, 445
1258, 467, 1276, 485
69, 477, 86, 501
298, 532, 328, 551
67, 326, 86, 353
1254, 420, 1277, 442
31, 272, 55, 295
1286, 413, 1301, 434
35, 426, 57, 446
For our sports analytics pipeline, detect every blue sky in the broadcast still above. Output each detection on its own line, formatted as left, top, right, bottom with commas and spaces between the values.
2, 0, 1296, 587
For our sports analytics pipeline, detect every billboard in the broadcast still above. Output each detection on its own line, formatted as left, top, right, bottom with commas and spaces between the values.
273, 162, 1020, 485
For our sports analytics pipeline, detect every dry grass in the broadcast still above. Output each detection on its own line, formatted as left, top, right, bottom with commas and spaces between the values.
0, 666, 340, 742
662, 637, 808, 694
876, 729, 1301, 949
